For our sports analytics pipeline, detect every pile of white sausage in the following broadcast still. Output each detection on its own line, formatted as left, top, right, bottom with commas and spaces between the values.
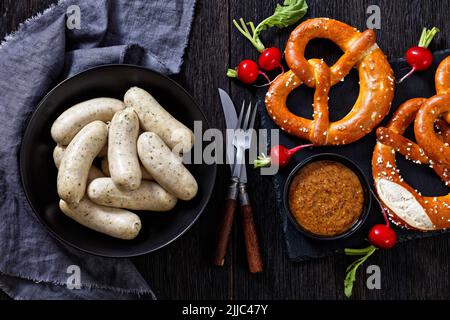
51, 87, 198, 240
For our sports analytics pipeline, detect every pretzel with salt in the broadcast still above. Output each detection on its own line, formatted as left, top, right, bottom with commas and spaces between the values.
373, 56, 450, 231
265, 18, 394, 145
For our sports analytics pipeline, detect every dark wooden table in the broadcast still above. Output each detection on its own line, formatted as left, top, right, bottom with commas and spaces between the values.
1, 0, 450, 300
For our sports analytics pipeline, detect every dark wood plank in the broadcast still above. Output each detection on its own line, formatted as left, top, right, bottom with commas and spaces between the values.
0, 0, 57, 38
134, 0, 232, 299
229, 0, 450, 299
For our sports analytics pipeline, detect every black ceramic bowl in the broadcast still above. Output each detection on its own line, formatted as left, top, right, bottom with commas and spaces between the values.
283, 153, 371, 241
20, 64, 216, 257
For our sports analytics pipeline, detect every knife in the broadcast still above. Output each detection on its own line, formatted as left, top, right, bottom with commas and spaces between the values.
212, 88, 240, 266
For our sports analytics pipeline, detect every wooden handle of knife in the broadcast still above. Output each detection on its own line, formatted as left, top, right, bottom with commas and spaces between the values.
241, 204, 263, 273
212, 198, 237, 266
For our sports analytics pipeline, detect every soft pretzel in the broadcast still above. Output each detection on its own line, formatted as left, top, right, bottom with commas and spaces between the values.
265, 18, 394, 145
435, 54, 450, 95
373, 56, 450, 231
435, 118, 450, 142
415, 95, 450, 165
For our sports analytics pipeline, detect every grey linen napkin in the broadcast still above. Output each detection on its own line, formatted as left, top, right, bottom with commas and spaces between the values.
0, 0, 196, 299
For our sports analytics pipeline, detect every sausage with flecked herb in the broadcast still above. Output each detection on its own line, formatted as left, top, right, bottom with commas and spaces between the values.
100, 157, 153, 180
87, 177, 177, 211
53, 145, 65, 167
59, 198, 141, 240
124, 87, 194, 153
108, 108, 141, 191
51, 98, 124, 145
57, 121, 108, 203
53, 145, 105, 182
137, 132, 197, 200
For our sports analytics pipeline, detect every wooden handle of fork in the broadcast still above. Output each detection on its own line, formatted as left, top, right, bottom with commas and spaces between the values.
241, 204, 263, 273
238, 183, 263, 273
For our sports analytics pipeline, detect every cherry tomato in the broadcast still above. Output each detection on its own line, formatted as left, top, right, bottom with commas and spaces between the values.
258, 47, 282, 71
368, 224, 397, 249
236, 59, 260, 84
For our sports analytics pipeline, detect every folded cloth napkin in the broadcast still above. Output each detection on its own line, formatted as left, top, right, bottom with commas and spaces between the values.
0, 0, 196, 299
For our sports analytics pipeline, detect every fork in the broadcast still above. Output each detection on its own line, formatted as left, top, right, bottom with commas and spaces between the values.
232, 103, 263, 273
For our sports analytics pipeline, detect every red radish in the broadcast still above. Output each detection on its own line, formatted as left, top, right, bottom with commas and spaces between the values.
367, 194, 397, 249
258, 47, 284, 73
406, 47, 433, 71
237, 60, 260, 84
398, 27, 440, 83
227, 59, 270, 85
253, 144, 313, 169
368, 224, 397, 249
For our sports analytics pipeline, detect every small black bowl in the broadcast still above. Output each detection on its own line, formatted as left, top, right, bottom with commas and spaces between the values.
283, 153, 371, 241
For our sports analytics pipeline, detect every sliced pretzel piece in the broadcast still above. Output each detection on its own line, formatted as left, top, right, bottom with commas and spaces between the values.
373, 98, 450, 231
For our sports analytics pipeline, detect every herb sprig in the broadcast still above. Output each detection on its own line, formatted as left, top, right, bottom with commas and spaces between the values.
233, 0, 308, 52
344, 245, 377, 298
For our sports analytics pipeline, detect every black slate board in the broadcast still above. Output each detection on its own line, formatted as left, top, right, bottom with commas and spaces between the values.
260, 49, 450, 261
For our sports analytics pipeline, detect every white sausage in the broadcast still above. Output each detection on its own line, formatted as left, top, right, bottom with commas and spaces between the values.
51, 98, 124, 145
87, 177, 177, 211
124, 87, 194, 153
101, 157, 153, 180
59, 198, 141, 240
57, 121, 108, 203
54, 144, 106, 166
108, 108, 141, 191
137, 132, 198, 200
53, 145, 66, 168
53, 145, 104, 182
